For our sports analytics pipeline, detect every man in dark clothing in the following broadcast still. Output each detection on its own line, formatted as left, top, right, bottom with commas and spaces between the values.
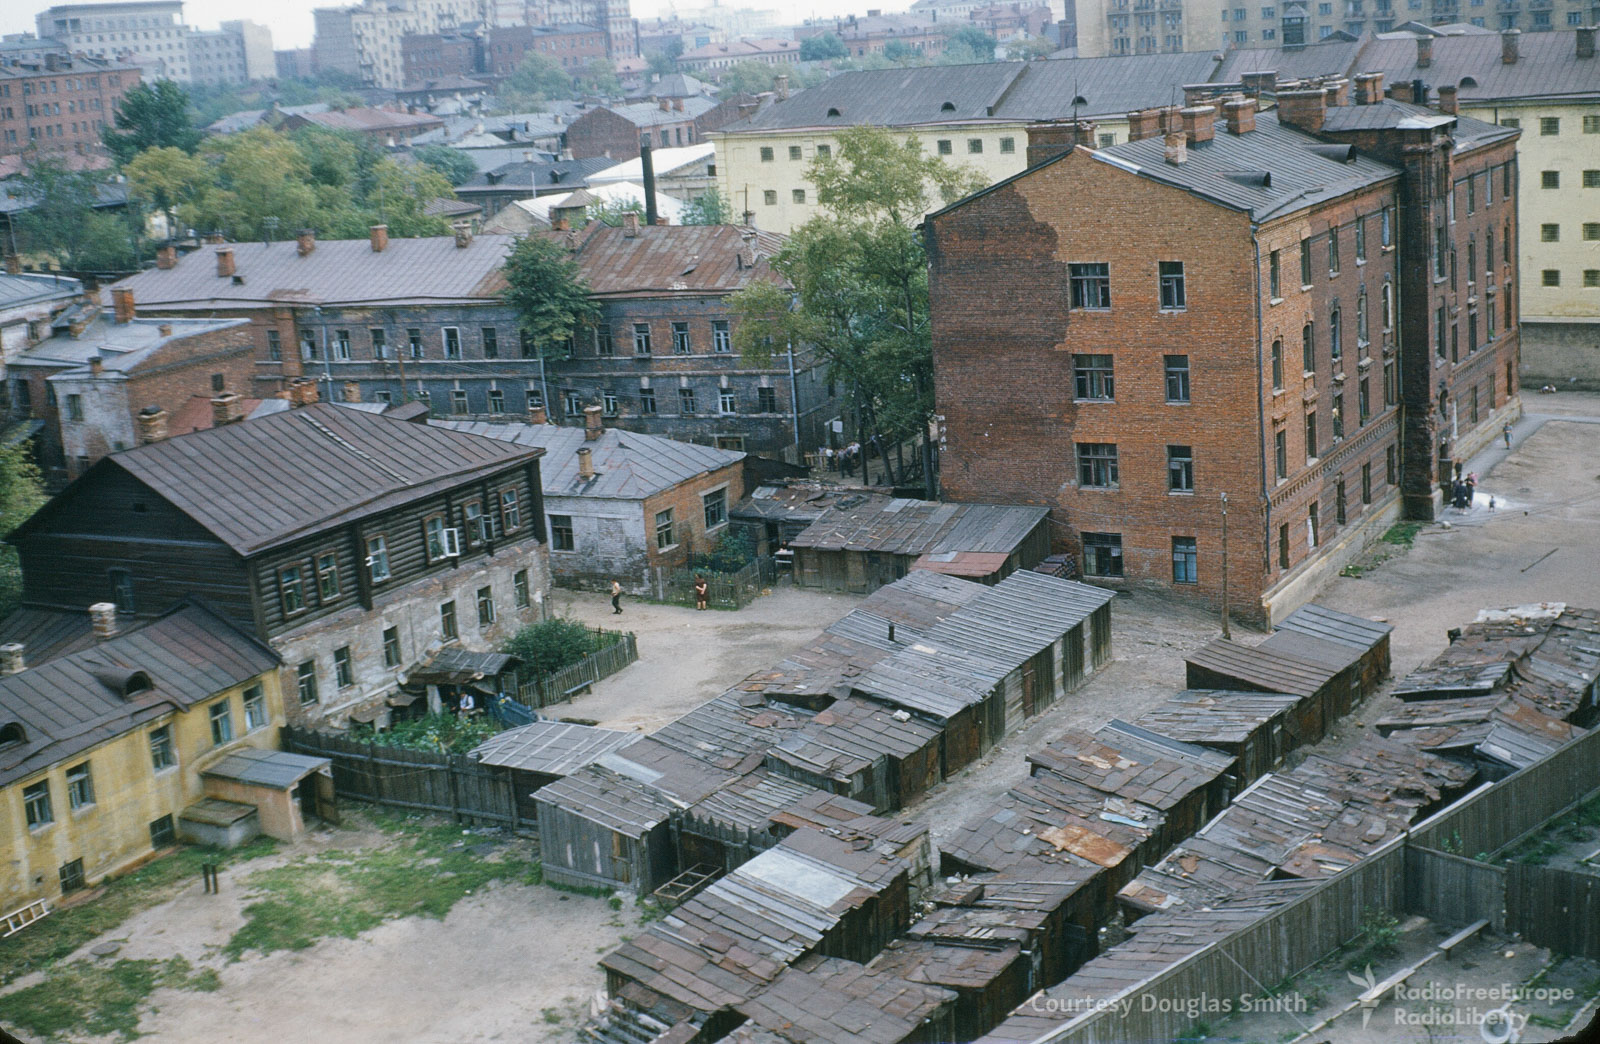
610, 579, 623, 614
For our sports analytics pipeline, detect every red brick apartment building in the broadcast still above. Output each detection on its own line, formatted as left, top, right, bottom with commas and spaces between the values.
0, 52, 138, 156
926, 76, 1520, 625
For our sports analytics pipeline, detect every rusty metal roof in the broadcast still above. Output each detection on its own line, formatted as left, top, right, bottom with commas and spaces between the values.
790, 498, 1046, 557
1027, 720, 1234, 812
1132, 689, 1302, 747
1185, 636, 1342, 698
549, 222, 787, 298
869, 938, 1024, 995
767, 696, 943, 783
732, 955, 955, 1044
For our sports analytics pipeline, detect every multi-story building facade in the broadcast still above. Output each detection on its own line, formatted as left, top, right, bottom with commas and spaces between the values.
566, 96, 719, 159
401, 31, 481, 84
794, 14, 949, 58
33, 3, 272, 84
0, 271, 81, 372
926, 82, 1520, 624
481, 22, 609, 74
712, 52, 1221, 233
0, 52, 139, 158
676, 38, 802, 74
526, 0, 638, 59
6, 401, 553, 728
312, 0, 495, 89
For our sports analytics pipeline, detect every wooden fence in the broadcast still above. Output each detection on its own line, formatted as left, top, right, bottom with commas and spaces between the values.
1507, 863, 1600, 959
282, 726, 527, 833
515, 631, 638, 709
649, 556, 777, 610
1404, 845, 1506, 930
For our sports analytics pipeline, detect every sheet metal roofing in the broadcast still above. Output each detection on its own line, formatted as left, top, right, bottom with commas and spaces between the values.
790, 498, 1046, 556
1213, 37, 1367, 81
10, 315, 251, 376
1318, 98, 1516, 152
536, 761, 680, 835
434, 420, 742, 500
0, 603, 279, 788
201, 748, 330, 790
1132, 690, 1303, 747
557, 222, 788, 297
1185, 635, 1342, 698
1275, 602, 1394, 651
1359, 29, 1600, 101
0, 273, 81, 312
732, 956, 955, 1044
15, 404, 539, 556
108, 234, 518, 310
470, 719, 637, 776
1027, 719, 1233, 811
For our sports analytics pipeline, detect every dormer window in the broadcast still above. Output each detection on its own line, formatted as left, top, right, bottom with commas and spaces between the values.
0, 721, 24, 748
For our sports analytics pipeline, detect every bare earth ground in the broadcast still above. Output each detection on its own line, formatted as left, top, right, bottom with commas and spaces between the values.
6, 393, 1598, 1044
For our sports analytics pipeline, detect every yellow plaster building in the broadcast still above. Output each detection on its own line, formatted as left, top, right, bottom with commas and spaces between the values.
0, 602, 307, 913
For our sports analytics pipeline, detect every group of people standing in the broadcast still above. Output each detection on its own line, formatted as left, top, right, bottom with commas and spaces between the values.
819, 443, 862, 475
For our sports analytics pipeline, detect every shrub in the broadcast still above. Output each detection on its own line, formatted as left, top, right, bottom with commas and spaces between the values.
347, 712, 499, 754
504, 616, 607, 676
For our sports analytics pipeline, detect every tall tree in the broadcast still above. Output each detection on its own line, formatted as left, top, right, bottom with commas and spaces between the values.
730, 126, 985, 492
501, 235, 600, 360
680, 186, 731, 226
13, 160, 139, 271
414, 144, 479, 186
103, 80, 201, 165
181, 127, 321, 240
0, 439, 44, 617
125, 145, 210, 233
576, 58, 622, 96
499, 53, 573, 111
800, 32, 848, 61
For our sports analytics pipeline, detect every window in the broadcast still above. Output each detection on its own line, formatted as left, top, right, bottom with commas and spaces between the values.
279, 565, 306, 615
1069, 263, 1111, 309
371, 328, 388, 358
1328, 227, 1340, 274
488, 388, 505, 414
1435, 224, 1447, 279
296, 661, 318, 705
788, 144, 801, 160
209, 699, 234, 745
1082, 533, 1123, 577
1073, 354, 1115, 400
640, 387, 656, 414
450, 389, 468, 415
763, 190, 777, 206
1302, 323, 1315, 372
563, 390, 581, 417
1330, 307, 1342, 360
500, 488, 521, 531
1275, 429, 1288, 481
1304, 410, 1318, 462
1540, 116, 1560, 136
381, 626, 402, 669
1382, 281, 1393, 331
150, 814, 176, 848
314, 552, 339, 602
477, 586, 495, 626
791, 188, 806, 204
703, 488, 727, 529
408, 328, 423, 358
1171, 537, 1198, 584
1586, 270, 1600, 288
671, 321, 691, 354
1542, 223, 1560, 242
242, 684, 266, 731
1167, 445, 1194, 492
1587, 115, 1600, 134
1435, 305, 1447, 359
366, 535, 391, 583
1158, 261, 1186, 310
1355, 217, 1366, 261
759, 146, 774, 161
1541, 170, 1559, 189
1076, 443, 1119, 488
632, 323, 652, 354
1381, 206, 1392, 247
1269, 249, 1281, 298
1357, 289, 1369, 345
513, 570, 530, 609
550, 514, 574, 551
1266, 340, 1283, 392
1307, 502, 1320, 549
440, 600, 458, 640
655, 508, 674, 549
334, 330, 351, 360
64, 393, 83, 421
602, 391, 617, 416
59, 858, 86, 894
816, 143, 831, 158
753, 386, 777, 413
1279, 523, 1290, 569
718, 388, 736, 414
267, 329, 282, 360
1332, 389, 1345, 440
24, 779, 53, 828
1584, 224, 1600, 242
1300, 237, 1312, 285
1336, 477, 1347, 526
937, 139, 953, 155
1359, 377, 1370, 425
712, 320, 731, 353
1543, 269, 1561, 287
999, 137, 1015, 153
426, 515, 449, 560
679, 387, 697, 414
481, 327, 498, 359
66, 761, 94, 810
1164, 355, 1191, 403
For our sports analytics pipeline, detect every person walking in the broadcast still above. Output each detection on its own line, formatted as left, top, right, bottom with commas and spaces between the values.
1503, 421, 1513, 450
694, 575, 709, 611
610, 579, 623, 615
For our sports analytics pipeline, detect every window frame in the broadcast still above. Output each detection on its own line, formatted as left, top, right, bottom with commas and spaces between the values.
1081, 532, 1124, 577
1075, 442, 1120, 489
477, 585, 495, 627
243, 683, 267, 731
1158, 261, 1186, 310
333, 645, 354, 688
279, 564, 307, 616
209, 698, 235, 746
316, 552, 339, 601
671, 321, 691, 354
702, 486, 728, 530
632, 323, 652, 355
549, 513, 575, 551
655, 508, 675, 550
1073, 354, 1115, 401
382, 626, 402, 669
440, 600, 458, 641
366, 534, 391, 583
296, 661, 318, 705
513, 569, 530, 608
23, 779, 52, 828
1166, 444, 1194, 492
1068, 262, 1112, 311
500, 488, 522, 532
1164, 355, 1191, 403
1171, 536, 1199, 584
65, 760, 94, 810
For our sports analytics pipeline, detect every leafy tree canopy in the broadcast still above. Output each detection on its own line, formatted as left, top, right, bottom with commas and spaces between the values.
499, 52, 573, 111
501, 234, 600, 358
0, 438, 45, 617
414, 144, 480, 186
576, 58, 622, 96
942, 26, 999, 60
103, 80, 202, 165
679, 186, 731, 226
13, 160, 142, 271
1007, 36, 1058, 60
716, 61, 825, 96
800, 32, 848, 61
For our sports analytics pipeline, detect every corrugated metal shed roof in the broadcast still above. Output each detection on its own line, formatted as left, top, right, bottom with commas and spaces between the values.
470, 719, 637, 776
653, 687, 816, 771
1132, 689, 1302, 747
435, 420, 742, 500
1257, 628, 1364, 673
790, 499, 1046, 556
923, 572, 1113, 665
0, 603, 279, 787
1185, 636, 1341, 698
1213, 37, 1366, 81
535, 761, 680, 835
15, 404, 539, 556
0, 273, 81, 311
1274, 602, 1393, 651
1027, 719, 1233, 811
201, 748, 330, 790
734, 956, 955, 1044
768, 696, 943, 780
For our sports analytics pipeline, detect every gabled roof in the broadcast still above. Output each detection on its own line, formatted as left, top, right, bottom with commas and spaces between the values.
455, 156, 613, 194
579, 97, 718, 129
13, 404, 540, 556
0, 272, 82, 312
0, 602, 279, 787
790, 498, 1046, 556
556, 222, 788, 297
1213, 37, 1366, 82
723, 61, 1024, 131
1357, 28, 1600, 102
433, 420, 743, 500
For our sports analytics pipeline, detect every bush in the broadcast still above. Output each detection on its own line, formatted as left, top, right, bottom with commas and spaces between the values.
348, 712, 499, 754
504, 616, 607, 676
701, 530, 755, 574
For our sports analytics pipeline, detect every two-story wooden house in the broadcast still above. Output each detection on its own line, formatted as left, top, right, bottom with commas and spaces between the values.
4, 401, 552, 727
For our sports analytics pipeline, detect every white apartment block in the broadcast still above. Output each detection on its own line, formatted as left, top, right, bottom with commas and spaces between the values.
35, 2, 273, 84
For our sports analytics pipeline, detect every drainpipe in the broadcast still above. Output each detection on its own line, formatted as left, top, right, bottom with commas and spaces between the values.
787, 337, 801, 461
1252, 229, 1269, 620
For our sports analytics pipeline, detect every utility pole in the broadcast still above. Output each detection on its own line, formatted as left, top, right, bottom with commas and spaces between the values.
1220, 491, 1231, 640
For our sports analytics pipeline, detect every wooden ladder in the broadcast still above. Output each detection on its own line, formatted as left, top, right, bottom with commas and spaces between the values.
2, 897, 51, 937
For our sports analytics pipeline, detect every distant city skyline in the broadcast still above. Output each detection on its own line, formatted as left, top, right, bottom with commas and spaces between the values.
3, 0, 918, 54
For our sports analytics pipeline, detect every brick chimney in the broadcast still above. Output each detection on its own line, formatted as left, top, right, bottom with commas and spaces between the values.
1224, 98, 1256, 135
775, 73, 789, 100
369, 224, 388, 252
673, 97, 684, 111
576, 446, 595, 480
1354, 71, 1385, 105
155, 243, 177, 269
3, 255, 19, 275
1026, 120, 1093, 165
1239, 70, 1277, 96
527, 403, 548, 424
737, 228, 757, 269
1180, 104, 1216, 144
659, 96, 670, 111
89, 601, 118, 640
89, 356, 103, 376
1276, 88, 1328, 132
622, 210, 641, 237
204, 232, 226, 245
1415, 35, 1432, 69
296, 229, 316, 256
1323, 78, 1350, 107
1164, 130, 1187, 165
454, 226, 473, 248
212, 391, 244, 426
112, 287, 136, 324
1126, 107, 1166, 142
1437, 84, 1459, 115
288, 377, 320, 407
584, 403, 604, 440
0, 643, 25, 675
342, 380, 361, 402
1390, 79, 1415, 103
1578, 25, 1595, 59
137, 405, 169, 443
1502, 28, 1520, 63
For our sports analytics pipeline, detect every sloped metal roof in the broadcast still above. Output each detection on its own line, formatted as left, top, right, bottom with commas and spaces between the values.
471, 719, 637, 776
201, 747, 330, 790
0, 273, 81, 312
790, 498, 1046, 556
1274, 602, 1393, 651
1358, 29, 1600, 102
1213, 37, 1367, 81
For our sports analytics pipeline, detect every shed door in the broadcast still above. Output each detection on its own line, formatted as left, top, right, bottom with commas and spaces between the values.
1021, 660, 1039, 718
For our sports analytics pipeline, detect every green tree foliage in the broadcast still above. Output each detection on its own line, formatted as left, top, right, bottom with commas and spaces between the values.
499, 52, 574, 110
679, 186, 731, 226
800, 32, 848, 61
587, 197, 645, 227
103, 80, 201, 165
576, 58, 622, 96
12, 161, 141, 271
718, 60, 787, 96
124, 146, 210, 232
646, 51, 679, 77
501, 234, 599, 358
503, 617, 609, 676
180, 127, 321, 240
1006, 36, 1058, 60
938, 26, 999, 65
0, 438, 45, 617
882, 40, 919, 63
833, 53, 898, 72
729, 126, 986, 490
414, 144, 479, 186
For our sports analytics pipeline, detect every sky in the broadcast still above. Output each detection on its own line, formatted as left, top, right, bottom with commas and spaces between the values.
3, 0, 905, 52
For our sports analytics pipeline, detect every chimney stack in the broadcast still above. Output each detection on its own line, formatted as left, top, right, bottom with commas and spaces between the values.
89, 356, 103, 376
3, 255, 19, 275
204, 232, 225, 245
1275, 87, 1328, 132
1502, 28, 1520, 63
1239, 70, 1277, 96
454, 226, 473, 248
1223, 97, 1257, 135
576, 446, 595, 480
622, 210, 641, 237
1164, 130, 1187, 165
738, 228, 757, 270
89, 602, 118, 640
659, 96, 670, 111
112, 287, 136, 324
1416, 35, 1432, 68
1025, 120, 1094, 165
1437, 83, 1459, 115
775, 74, 789, 100
0, 643, 25, 675
1354, 71, 1385, 105
343, 380, 361, 402
1322, 78, 1350, 107
137, 405, 169, 443
296, 229, 316, 256
288, 377, 320, 407
155, 243, 177, 269
369, 224, 388, 252
1180, 104, 1216, 144
527, 403, 548, 425
1577, 25, 1595, 59
211, 391, 244, 426
584, 403, 604, 440
1126, 107, 1166, 142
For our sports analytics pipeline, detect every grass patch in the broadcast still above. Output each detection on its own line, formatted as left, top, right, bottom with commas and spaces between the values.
1344, 908, 1402, 971
222, 813, 540, 960
2, 955, 216, 1041
1382, 521, 1426, 548
1505, 793, 1600, 865
1, 836, 277, 987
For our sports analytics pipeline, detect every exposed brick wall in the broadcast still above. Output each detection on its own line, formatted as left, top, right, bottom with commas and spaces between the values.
640, 459, 745, 572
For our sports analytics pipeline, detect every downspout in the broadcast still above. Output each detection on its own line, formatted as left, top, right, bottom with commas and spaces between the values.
1252, 227, 1269, 617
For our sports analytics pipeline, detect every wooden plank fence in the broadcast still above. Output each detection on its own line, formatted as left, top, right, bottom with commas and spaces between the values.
282, 726, 526, 833
1404, 845, 1506, 930
1507, 863, 1600, 959
649, 556, 777, 610
516, 632, 638, 709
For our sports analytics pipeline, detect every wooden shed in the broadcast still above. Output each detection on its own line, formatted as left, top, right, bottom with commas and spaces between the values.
869, 939, 1032, 1043
927, 866, 1101, 987
1184, 636, 1350, 736
1273, 602, 1393, 697
730, 955, 958, 1044
1131, 689, 1307, 786
534, 762, 681, 895
764, 696, 943, 813
470, 719, 638, 824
